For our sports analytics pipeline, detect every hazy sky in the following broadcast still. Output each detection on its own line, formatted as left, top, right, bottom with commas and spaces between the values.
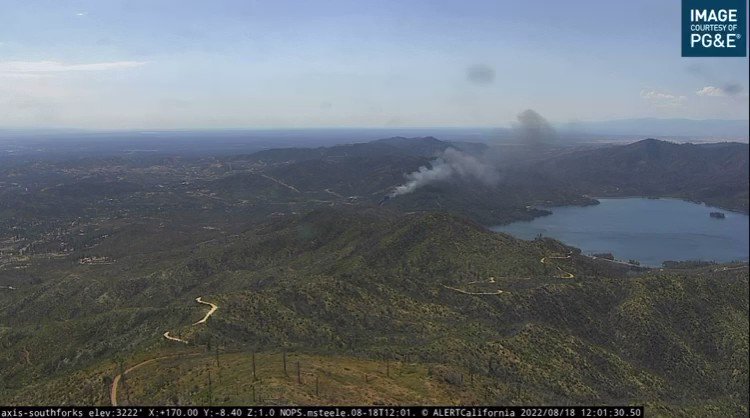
0, 0, 748, 129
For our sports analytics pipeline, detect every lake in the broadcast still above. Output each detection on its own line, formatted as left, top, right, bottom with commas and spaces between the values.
491, 198, 749, 267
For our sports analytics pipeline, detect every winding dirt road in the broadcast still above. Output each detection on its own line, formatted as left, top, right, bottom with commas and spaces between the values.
540, 253, 575, 279
112, 297, 219, 405
445, 252, 576, 296
193, 297, 218, 325
162, 296, 218, 343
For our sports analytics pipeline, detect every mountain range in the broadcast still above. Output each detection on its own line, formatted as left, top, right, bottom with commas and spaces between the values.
0, 136, 747, 413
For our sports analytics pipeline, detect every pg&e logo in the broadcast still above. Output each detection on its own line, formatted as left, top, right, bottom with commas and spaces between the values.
682, 0, 747, 57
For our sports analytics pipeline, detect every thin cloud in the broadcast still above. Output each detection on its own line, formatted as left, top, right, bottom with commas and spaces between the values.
0, 73, 51, 79
696, 84, 744, 97
687, 63, 744, 97
640, 89, 687, 108
0, 60, 147, 73
696, 86, 726, 97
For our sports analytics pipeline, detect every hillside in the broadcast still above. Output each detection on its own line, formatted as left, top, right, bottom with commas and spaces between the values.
4, 137, 743, 233
219, 137, 598, 224
537, 139, 749, 212
242, 136, 466, 163
0, 207, 746, 415
221, 137, 749, 224
0, 136, 748, 413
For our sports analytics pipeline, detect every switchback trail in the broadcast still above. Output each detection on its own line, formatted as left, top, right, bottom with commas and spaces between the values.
193, 297, 218, 325
163, 297, 218, 343
540, 253, 575, 279
444, 252, 575, 296
115, 297, 219, 404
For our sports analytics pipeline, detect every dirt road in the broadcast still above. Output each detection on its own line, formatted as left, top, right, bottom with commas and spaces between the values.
445, 252, 577, 296
163, 297, 218, 344
442, 284, 504, 295
261, 174, 300, 193
110, 352, 201, 406
541, 253, 575, 279
163, 331, 188, 344
114, 297, 220, 404
193, 297, 218, 325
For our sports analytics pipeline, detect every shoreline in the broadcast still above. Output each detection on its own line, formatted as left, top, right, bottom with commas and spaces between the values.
490, 197, 749, 268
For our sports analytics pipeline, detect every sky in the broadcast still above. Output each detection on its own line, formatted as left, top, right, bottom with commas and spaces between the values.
0, 0, 748, 129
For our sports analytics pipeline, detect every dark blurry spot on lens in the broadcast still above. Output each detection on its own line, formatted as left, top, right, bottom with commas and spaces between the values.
466, 64, 495, 85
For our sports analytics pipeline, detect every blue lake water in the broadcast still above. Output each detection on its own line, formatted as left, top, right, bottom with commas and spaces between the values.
491, 198, 749, 267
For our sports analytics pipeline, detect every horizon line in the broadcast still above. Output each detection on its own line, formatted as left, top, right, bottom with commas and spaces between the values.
1, 117, 749, 134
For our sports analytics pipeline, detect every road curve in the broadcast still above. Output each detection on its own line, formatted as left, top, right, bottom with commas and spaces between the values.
163, 331, 188, 344
193, 297, 218, 325
163, 297, 218, 345
445, 252, 576, 296
114, 297, 220, 404
110, 353, 201, 406
541, 253, 575, 279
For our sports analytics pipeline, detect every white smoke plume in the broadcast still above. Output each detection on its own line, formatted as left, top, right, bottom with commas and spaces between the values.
391, 148, 499, 197
389, 109, 554, 198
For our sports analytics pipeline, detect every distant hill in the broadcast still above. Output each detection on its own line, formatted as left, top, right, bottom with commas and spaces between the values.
564, 118, 749, 141
237, 136, 749, 221
222, 137, 591, 224
242, 136, 484, 163
536, 139, 750, 212
209, 136, 750, 224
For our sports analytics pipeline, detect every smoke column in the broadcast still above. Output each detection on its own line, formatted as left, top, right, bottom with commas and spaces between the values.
391, 148, 499, 197
514, 109, 557, 145
390, 109, 555, 198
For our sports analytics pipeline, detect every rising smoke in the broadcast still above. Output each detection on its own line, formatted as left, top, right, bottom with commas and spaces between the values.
390, 148, 499, 197
390, 109, 555, 198
513, 109, 557, 144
